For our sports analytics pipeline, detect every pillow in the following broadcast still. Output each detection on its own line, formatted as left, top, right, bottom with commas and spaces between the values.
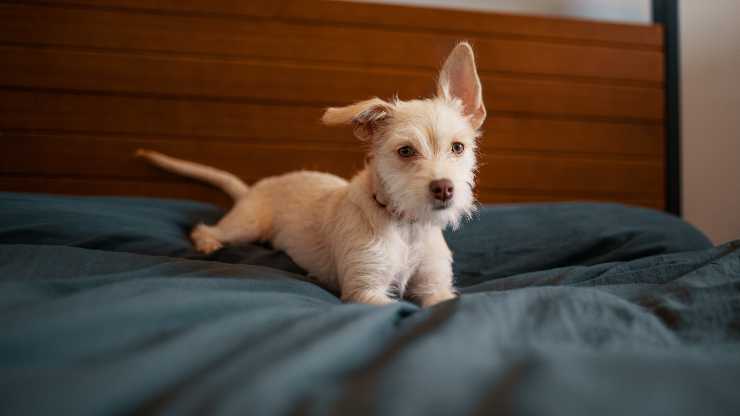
0, 193, 711, 285
0, 192, 303, 274
446, 202, 712, 286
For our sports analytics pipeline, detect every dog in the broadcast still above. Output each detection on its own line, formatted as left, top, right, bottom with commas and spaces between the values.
137, 42, 486, 307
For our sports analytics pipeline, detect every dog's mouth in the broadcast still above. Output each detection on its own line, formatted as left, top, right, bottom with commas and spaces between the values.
432, 200, 453, 210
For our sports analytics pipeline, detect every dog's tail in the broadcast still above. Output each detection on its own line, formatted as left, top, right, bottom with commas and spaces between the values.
135, 149, 249, 201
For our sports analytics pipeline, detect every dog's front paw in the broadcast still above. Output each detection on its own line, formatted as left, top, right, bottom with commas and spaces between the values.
194, 238, 222, 255
419, 290, 457, 307
341, 289, 395, 306
191, 225, 223, 255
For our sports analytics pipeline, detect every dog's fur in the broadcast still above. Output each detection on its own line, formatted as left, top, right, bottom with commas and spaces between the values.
137, 42, 486, 307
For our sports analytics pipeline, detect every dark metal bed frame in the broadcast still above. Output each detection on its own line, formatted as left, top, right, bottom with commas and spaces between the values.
652, 0, 681, 216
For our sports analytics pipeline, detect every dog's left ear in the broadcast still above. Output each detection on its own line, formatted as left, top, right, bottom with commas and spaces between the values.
321, 98, 393, 141
437, 42, 486, 129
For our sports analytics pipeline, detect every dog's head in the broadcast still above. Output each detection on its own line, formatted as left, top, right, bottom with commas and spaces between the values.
322, 42, 486, 228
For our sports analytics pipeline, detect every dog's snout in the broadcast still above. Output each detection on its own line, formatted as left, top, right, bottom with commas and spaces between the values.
429, 179, 454, 202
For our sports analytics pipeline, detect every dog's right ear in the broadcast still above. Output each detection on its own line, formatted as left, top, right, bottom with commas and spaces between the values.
321, 98, 393, 141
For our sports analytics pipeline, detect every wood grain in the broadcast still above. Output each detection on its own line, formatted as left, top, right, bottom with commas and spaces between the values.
0, 46, 664, 120
0, 89, 663, 156
0, 133, 663, 194
0, 89, 334, 143
0, 0, 667, 208
0, 3, 664, 83
0, 176, 665, 211
0, 176, 233, 207
13, 0, 663, 47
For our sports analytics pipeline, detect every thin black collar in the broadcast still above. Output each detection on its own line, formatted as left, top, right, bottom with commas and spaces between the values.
372, 194, 388, 210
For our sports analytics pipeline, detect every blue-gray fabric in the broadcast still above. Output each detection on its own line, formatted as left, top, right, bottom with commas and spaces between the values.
1, 192, 738, 416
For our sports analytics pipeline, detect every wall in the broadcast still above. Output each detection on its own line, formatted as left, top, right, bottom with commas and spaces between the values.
361, 0, 650, 23
680, 0, 740, 244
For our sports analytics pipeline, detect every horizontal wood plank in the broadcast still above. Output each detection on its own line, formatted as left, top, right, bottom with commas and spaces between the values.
13, 0, 283, 19
0, 176, 233, 207
478, 154, 663, 194
14, 0, 663, 47
0, 90, 334, 143
485, 117, 664, 156
278, 0, 664, 48
0, 89, 664, 156
0, 176, 664, 211
0, 133, 366, 183
0, 133, 664, 195
0, 3, 664, 83
0, 46, 665, 120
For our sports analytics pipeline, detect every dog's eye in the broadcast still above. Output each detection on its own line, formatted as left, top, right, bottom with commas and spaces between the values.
397, 146, 416, 158
451, 142, 465, 155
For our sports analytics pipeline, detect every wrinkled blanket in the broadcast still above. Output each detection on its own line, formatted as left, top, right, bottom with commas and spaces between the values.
1, 193, 738, 416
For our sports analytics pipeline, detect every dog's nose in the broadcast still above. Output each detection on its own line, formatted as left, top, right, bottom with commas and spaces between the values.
429, 179, 454, 202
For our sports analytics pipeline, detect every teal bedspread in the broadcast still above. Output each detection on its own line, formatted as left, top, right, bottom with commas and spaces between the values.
1, 193, 738, 415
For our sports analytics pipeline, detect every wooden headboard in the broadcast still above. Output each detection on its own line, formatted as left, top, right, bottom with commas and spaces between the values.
0, 0, 666, 209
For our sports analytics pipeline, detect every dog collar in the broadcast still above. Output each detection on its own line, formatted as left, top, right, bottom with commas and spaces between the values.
372, 194, 413, 223
373, 194, 388, 210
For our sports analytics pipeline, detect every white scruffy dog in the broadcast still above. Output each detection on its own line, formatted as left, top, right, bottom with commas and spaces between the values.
137, 42, 486, 307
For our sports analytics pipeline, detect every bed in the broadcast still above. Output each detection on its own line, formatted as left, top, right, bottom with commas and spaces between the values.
2, 193, 739, 415
1, 1, 739, 415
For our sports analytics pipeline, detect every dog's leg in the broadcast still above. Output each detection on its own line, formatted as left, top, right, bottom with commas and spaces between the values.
191, 224, 225, 254
191, 199, 269, 254
341, 285, 395, 306
406, 229, 457, 307
407, 264, 457, 307
337, 261, 395, 305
